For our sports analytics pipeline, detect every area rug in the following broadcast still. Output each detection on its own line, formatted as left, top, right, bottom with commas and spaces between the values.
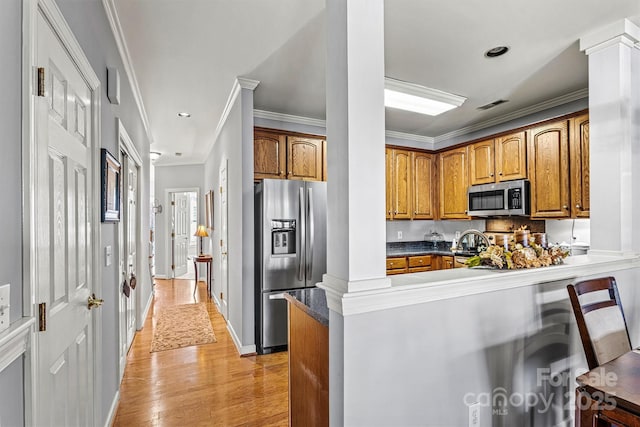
150, 303, 216, 352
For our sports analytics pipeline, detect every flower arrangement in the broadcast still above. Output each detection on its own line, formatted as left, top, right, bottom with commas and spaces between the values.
465, 242, 569, 270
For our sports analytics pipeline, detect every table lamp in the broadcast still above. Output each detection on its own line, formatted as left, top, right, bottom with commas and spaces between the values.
194, 225, 209, 256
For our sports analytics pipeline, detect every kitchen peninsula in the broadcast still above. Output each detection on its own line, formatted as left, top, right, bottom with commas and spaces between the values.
319, 253, 640, 425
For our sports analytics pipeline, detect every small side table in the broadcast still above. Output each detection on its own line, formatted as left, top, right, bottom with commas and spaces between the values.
193, 255, 213, 297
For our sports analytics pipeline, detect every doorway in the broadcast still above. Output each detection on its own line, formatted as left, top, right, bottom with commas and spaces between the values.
169, 190, 199, 279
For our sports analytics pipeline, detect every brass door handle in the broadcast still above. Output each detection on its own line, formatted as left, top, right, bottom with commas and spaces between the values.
88, 294, 104, 310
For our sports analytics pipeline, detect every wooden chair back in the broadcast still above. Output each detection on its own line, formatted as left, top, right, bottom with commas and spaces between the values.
567, 276, 631, 370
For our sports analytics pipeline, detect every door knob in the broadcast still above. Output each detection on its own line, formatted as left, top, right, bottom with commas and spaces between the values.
87, 294, 104, 310
221, 251, 228, 256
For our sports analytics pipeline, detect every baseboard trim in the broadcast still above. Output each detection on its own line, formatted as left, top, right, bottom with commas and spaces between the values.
226, 321, 256, 355
139, 293, 153, 330
104, 390, 119, 427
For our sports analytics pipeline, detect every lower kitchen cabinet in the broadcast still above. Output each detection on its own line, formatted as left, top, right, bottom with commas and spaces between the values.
387, 254, 459, 275
441, 255, 455, 270
386, 256, 408, 275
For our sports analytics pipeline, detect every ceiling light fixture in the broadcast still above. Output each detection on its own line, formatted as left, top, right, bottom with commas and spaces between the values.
485, 46, 509, 58
177, 112, 191, 118
150, 151, 162, 161
384, 77, 466, 116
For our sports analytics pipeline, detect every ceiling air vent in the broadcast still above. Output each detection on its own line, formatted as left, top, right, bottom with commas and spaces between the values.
477, 99, 508, 111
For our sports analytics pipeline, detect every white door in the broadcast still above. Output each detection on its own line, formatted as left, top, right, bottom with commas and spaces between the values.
119, 152, 138, 379
219, 162, 229, 319
35, 8, 97, 425
172, 192, 190, 277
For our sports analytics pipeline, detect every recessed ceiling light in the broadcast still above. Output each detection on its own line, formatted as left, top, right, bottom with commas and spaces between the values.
150, 151, 162, 161
177, 112, 191, 118
485, 46, 509, 58
384, 77, 466, 116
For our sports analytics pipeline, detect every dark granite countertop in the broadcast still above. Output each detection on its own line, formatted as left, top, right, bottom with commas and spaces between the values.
386, 241, 456, 257
284, 287, 329, 326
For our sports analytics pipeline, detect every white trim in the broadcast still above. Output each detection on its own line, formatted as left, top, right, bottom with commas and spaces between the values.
318, 255, 640, 316
385, 130, 435, 145
103, 390, 120, 427
0, 318, 34, 373
580, 18, 640, 53
254, 109, 327, 128
140, 292, 153, 328
206, 78, 260, 160
226, 320, 256, 355
118, 119, 143, 165
385, 77, 466, 107
101, 0, 154, 145
433, 88, 589, 145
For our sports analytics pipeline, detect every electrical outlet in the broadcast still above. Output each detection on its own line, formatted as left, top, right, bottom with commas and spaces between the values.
469, 402, 480, 427
0, 284, 10, 333
397, 231, 403, 240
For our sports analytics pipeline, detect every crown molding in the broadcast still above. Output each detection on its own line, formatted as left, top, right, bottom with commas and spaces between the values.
102, 0, 154, 145
385, 130, 434, 145
433, 88, 589, 145
385, 77, 466, 107
237, 77, 260, 90
254, 109, 327, 128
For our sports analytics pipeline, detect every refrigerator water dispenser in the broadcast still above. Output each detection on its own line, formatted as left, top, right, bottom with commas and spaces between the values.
271, 219, 296, 255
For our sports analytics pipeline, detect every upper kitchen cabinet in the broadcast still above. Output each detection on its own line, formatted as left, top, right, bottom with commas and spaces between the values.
495, 131, 527, 182
412, 151, 436, 219
570, 114, 590, 218
469, 131, 527, 186
253, 129, 326, 182
287, 136, 324, 181
527, 120, 570, 218
469, 139, 495, 185
439, 146, 469, 219
254, 130, 286, 180
386, 148, 412, 220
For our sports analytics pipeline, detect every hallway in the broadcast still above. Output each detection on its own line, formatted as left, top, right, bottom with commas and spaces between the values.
113, 279, 289, 426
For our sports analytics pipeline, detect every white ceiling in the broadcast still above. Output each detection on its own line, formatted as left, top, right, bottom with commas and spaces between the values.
112, 0, 640, 166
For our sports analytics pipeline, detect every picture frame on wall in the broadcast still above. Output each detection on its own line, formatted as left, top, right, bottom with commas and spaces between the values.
205, 190, 214, 230
101, 148, 121, 222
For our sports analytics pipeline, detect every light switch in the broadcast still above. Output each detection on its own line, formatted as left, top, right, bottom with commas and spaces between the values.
105, 245, 112, 267
0, 284, 10, 333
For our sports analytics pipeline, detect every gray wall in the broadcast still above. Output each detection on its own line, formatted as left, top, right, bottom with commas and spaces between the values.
52, 0, 152, 424
153, 164, 204, 278
0, 0, 25, 423
203, 86, 255, 353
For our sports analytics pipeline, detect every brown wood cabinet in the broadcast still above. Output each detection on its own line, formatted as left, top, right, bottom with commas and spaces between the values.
495, 131, 527, 182
253, 129, 325, 182
254, 130, 286, 180
386, 148, 412, 220
386, 256, 408, 275
439, 147, 469, 219
527, 120, 571, 218
469, 131, 526, 186
412, 152, 436, 219
408, 255, 433, 272
570, 114, 590, 218
441, 255, 454, 270
287, 136, 324, 181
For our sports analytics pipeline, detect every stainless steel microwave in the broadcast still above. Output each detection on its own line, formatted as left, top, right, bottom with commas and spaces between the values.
467, 179, 530, 217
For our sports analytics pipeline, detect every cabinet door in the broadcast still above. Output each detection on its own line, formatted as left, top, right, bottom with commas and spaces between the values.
441, 256, 454, 270
391, 149, 412, 219
439, 147, 469, 219
254, 130, 286, 180
469, 140, 495, 185
287, 136, 323, 181
527, 121, 570, 218
385, 148, 393, 220
570, 114, 589, 218
412, 152, 435, 219
495, 131, 527, 182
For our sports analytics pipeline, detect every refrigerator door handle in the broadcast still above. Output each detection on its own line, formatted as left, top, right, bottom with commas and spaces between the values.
268, 293, 287, 300
307, 187, 314, 280
297, 187, 305, 281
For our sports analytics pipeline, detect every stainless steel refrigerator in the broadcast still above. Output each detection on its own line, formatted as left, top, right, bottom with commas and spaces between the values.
255, 179, 327, 353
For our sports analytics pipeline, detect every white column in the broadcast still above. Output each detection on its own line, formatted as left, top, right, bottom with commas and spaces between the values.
321, 0, 388, 424
580, 19, 640, 255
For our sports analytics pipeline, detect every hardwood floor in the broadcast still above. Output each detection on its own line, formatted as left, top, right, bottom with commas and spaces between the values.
112, 279, 289, 426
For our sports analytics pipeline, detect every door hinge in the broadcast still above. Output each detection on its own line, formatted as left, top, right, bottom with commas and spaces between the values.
219, 186, 223, 193
171, 264, 175, 270
38, 303, 46, 331
171, 201, 175, 206
37, 67, 45, 97
220, 240, 223, 247
220, 292, 224, 300
171, 232, 175, 238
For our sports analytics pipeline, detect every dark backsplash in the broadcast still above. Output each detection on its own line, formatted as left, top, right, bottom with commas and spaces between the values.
386, 240, 452, 254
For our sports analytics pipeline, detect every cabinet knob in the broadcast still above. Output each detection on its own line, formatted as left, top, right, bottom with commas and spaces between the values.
499, 172, 503, 176
419, 260, 423, 263
389, 262, 393, 266
280, 170, 283, 175
414, 211, 417, 215
388, 211, 391, 215
394, 210, 398, 214
562, 205, 568, 210
490, 173, 494, 177
576, 204, 582, 209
